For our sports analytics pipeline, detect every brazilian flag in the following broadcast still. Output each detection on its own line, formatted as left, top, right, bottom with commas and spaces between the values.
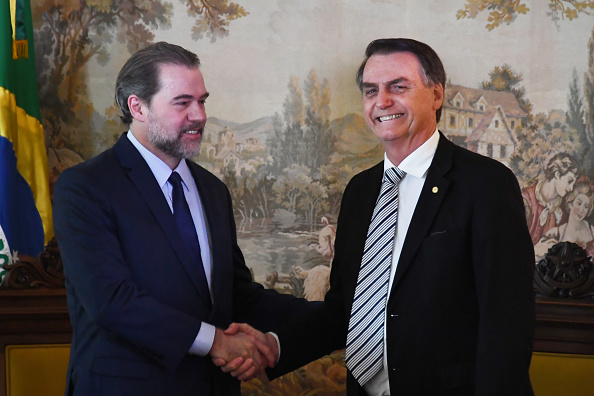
0, 0, 52, 273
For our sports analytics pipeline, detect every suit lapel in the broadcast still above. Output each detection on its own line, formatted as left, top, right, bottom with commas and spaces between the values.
114, 135, 212, 306
390, 133, 453, 292
187, 162, 225, 306
353, 163, 384, 248
344, 163, 384, 299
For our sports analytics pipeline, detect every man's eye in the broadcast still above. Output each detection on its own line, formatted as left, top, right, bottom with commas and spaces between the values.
364, 89, 376, 96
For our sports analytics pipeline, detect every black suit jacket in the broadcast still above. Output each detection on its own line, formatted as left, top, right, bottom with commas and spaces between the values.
270, 133, 535, 395
54, 134, 312, 396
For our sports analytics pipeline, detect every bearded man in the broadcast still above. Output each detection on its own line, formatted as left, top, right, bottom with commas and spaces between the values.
53, 42, 313, 396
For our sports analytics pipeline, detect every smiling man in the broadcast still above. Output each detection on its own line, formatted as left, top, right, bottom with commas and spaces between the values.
53, 42, 313, 396
260, 38, 536, 395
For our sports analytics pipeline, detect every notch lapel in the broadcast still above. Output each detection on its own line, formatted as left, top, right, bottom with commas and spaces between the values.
389, 133, 453, 293
344, 163, 385, 299
187, 162, 230, 312
114, 135, 212, 306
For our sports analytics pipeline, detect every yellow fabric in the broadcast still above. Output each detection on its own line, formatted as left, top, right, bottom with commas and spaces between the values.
530, 352, 594, 395
5, 344, 69, 396
4, 346, 594, 395
9, 0, 16, 41
0, 86, 53, 243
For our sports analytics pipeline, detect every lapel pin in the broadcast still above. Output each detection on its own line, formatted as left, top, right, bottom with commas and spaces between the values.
432, 186, 438, 193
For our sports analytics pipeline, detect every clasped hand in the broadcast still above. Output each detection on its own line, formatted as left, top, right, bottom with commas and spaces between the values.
210, 323, 278, 381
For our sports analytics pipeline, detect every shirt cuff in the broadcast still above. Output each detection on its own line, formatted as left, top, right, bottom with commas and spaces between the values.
188, 322, 216, 356
268, 331, 281, 364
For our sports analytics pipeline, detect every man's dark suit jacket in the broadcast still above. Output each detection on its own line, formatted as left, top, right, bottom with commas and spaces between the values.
270, 133, 535, 395
53, 134, 312, 396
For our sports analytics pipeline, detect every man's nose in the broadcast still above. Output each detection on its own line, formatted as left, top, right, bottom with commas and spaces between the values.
188, 102, 206, 122
376, 89, 393, 109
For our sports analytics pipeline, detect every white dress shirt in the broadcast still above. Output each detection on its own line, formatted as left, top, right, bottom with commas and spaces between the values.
127, 132, 216, 356
364, 130, 440, 395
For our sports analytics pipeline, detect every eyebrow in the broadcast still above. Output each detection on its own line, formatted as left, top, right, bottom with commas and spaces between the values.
172, 92, 210, 101
362, 77, 409, 89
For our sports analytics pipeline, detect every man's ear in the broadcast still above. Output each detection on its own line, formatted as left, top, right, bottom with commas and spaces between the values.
128, 95, 147, 123
433, 83, 444, 111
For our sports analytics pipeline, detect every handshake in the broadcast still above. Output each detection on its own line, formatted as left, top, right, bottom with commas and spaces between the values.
210, 323, 279, 381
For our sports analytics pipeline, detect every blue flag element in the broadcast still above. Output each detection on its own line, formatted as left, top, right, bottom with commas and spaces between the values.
0, 135, 44, 256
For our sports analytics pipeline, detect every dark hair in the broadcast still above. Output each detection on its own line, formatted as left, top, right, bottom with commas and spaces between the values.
115, 42, 201, 125
543, 153, 580, 181
356, 38, 446, 122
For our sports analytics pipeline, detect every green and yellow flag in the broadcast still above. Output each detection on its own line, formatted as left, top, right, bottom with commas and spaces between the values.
0, 0, 52, 268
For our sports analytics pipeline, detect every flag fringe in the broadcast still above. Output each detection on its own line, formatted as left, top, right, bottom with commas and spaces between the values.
12, 39, 28, 60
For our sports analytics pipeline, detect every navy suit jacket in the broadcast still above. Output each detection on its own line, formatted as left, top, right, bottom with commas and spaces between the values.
270, 133, 535, 395
54, 134, 312, 396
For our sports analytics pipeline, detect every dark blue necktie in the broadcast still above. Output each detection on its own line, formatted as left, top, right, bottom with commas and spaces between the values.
168, 171, 211, 307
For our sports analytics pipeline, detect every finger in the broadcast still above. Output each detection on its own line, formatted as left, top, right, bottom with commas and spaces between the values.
261, 333, 279, 367
231, 357, 255, 376
237, 365, 257, 381
231, 357, 256, 378
231, 323, 255, 336
254, 339, 274, 367
236, 363, 257, 381
212, 358, 227, 367
220, 356, 244, 373
261, 350, 275, 368
224, 322, 240, 335
250, 347, 266, 374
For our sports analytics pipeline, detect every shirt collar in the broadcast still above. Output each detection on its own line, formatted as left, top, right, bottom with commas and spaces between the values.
126, 131, 192, 189
384, 129, 439, 179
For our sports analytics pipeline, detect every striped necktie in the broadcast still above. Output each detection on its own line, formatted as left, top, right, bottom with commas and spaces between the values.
345, 166, 405, 386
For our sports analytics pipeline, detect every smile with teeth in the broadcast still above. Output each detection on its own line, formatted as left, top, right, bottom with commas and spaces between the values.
182, 126, 203, 135
378, 114, 403, 122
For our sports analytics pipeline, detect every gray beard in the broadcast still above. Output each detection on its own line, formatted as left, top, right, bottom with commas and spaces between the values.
147, 120, 201, 160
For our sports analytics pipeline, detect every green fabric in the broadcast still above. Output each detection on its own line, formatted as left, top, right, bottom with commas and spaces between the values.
0, 0, 41, 121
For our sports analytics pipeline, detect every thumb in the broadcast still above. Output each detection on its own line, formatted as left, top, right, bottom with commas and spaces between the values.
224, 322, 240, 335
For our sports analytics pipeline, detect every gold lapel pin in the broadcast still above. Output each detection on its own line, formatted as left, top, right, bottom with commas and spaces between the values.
432, 186, 438, 194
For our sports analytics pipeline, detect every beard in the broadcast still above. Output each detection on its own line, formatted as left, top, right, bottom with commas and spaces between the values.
147, 112, 203, 160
